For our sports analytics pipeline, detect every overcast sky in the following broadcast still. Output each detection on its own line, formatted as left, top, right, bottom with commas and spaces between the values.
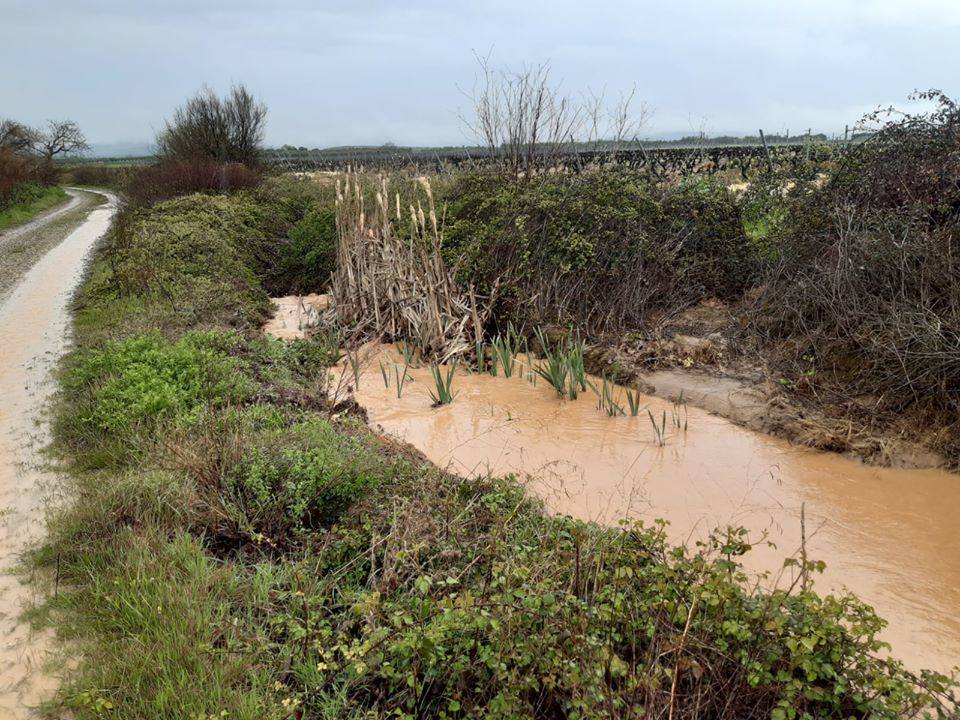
2, 0, 958, 150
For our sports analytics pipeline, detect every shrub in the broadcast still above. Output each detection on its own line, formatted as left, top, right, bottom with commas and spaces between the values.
749, 91, 960, 420
443, 169, 755, 334
59, 163, 130, 188
227, 418, 402, 538
106, 193, 275, 331
277, 207, 337, 293
156, 84, 266, 166
125, 159, 261, 207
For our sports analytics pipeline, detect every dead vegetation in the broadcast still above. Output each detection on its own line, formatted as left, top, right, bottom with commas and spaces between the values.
332, 174, 496, 361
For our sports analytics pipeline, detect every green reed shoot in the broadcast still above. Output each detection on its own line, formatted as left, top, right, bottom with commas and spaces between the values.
398, 341, 418, 368
429, 363, 457, 405
624, 386, 644, 416
379, 360, 390, 389
474, 340, 487, 374
647, 409, 667, 446
345, 348, 361, 387
589, 376, 625, 416
394, 362, 411, 399
491, 333, 519, 378
671, 390, 688, 431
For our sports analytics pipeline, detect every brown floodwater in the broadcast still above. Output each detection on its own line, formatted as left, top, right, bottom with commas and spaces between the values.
341, 344, 960, 675
0, 191, 117, 716
262, 294, 329, 340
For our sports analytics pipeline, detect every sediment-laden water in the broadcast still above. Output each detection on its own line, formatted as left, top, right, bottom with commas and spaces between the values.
338, 343, 960, 675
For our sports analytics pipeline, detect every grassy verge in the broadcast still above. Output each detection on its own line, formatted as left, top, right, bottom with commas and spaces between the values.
35, 186, 956, 719
0, 184, 68, 230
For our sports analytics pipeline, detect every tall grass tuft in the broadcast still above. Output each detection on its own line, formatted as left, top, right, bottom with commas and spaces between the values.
490, 332, 520, 378
534, 327, 588, 400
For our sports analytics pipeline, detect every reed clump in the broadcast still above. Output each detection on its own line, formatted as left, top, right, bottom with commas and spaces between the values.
332, 174, 496, 363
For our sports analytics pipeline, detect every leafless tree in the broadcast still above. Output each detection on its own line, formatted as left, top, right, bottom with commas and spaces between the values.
462, 54, 650, 177
33, 119, 90, 161
156, 84, 267, 166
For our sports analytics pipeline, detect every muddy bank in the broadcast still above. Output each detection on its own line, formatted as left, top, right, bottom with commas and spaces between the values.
580, 322, 950, 470
0, 190, 117, 716
330, 344, 959, 676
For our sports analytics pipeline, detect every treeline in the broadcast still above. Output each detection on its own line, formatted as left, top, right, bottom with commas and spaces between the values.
0, 118, 87, 210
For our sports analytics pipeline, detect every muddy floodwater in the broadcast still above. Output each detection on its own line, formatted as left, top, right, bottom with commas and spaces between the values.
340, 344, 960, 675
0, 191, 116, 716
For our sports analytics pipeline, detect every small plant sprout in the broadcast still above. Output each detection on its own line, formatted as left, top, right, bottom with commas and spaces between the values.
474, 340, 487, 374
624, 387, 644, 416
671, 390, 688, 431
533, 326, 592, 399
379, 360, 390, 389
394, 362, 411, 399
647, 409, 668, 446
491, 333, 519, 378
566, 335, 588, 393
345, 348, 362, 387
429, 363, 457, 405
398, 341, 418, 368
600, 376, 625, 416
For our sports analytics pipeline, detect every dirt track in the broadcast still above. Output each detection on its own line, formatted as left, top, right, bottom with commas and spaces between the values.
0, 189, 117, 716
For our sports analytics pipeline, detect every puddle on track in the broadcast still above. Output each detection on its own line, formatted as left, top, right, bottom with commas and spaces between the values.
0, 192, 117, 716
344, 345, 960, 675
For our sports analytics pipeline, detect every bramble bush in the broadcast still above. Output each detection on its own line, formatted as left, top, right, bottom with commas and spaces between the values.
442, 169, 756, 334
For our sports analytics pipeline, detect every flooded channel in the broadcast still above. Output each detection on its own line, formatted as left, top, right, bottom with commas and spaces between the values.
342, 344, 960, 675
0, 191, 116, 716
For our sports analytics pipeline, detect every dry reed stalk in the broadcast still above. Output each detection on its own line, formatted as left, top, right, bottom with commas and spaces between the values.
332, 173, 497, 362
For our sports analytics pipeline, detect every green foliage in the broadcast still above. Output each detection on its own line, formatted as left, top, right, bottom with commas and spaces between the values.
279, 207, 337, 293
105, 193, 276, 332
428, 363, 457, 405
533, 328, 587, 399
228, 418, 402, 536
58, 331, 249, 465
0, 182, 67, 228
442, 169, 757, 332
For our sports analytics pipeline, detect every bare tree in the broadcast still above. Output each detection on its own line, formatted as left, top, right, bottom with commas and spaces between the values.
156, 84, 267, 166
33, 120, 89, 161
462, 54, 650, 177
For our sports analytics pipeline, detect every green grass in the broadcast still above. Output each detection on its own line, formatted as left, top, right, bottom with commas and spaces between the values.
0, 184, 68, 230
32, 185, 958, 719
